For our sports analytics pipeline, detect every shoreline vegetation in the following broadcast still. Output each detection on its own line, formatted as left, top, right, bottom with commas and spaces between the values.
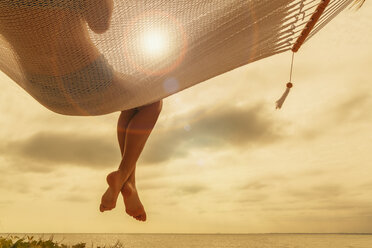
1, 234, 372, 248
0, 235, 124, 248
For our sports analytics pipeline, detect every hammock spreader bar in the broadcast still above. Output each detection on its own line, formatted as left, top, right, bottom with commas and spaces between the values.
292, 0, 331, 52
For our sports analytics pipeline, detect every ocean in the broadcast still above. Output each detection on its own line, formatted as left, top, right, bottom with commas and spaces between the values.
1, 233, 372, 248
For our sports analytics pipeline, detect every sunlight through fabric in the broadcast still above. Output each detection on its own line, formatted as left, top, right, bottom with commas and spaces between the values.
142, 30, 168, 57
120, 11, 187, 77
0, 0, 356, 116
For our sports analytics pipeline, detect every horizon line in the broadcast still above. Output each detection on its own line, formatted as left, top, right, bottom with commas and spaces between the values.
1, 232, 372, 235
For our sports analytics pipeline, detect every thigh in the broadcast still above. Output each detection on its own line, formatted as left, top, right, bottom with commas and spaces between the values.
120, 108, 138, 123
137, 100, 163, 113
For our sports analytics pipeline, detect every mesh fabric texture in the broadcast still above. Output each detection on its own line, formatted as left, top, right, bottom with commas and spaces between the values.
0, 0, 354, 115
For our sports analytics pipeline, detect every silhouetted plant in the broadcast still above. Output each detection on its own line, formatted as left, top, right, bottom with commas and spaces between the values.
0, 236, 124, 248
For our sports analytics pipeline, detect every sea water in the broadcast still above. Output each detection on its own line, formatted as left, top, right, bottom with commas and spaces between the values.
1, 233, 372, 248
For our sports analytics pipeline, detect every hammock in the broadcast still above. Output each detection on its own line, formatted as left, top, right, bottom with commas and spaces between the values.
0, 0, 356, 116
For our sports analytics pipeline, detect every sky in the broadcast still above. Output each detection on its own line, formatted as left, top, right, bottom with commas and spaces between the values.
0, 2, 371, 234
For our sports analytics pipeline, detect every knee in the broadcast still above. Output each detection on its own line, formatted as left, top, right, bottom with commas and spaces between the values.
83, 0, 113, 34
138, 99, 163, 115
152, 99, 163, 114
157, 99, 163, 112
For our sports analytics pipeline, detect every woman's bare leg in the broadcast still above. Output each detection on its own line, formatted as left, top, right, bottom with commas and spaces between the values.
100, 100, 163, 219
116, 108, 146, 221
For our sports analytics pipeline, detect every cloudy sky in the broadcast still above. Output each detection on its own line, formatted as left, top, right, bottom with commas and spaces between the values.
0, 3, 371, 234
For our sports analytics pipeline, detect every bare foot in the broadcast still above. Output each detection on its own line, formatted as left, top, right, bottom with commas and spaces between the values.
121, 182, 147, 221
100, 170, 124, 212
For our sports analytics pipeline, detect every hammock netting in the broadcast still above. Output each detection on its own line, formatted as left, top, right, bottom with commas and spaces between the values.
0, 0, 355, 116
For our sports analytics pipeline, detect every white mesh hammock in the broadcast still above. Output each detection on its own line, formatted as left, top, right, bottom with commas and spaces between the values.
0, 0, 356, 116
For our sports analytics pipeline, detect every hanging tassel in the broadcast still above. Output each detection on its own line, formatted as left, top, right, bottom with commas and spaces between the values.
275, 82, 293, 109
276, 52, 295, 109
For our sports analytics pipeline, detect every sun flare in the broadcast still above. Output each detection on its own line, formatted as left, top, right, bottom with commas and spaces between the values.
142, 30, 169, 57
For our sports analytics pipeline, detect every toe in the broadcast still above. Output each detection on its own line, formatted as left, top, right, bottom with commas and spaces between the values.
100, 204, 112, 212
135, 215, 141, 220
141, 214, 146, 221
135, 214, 145, 222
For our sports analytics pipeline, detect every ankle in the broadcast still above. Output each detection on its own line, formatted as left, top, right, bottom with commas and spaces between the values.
116, 169, 130, 180
122, 181, 135, 195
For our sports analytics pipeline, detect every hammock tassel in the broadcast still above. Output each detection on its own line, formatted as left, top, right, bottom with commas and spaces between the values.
275, 82, 293, 109
276, 51, 295, 110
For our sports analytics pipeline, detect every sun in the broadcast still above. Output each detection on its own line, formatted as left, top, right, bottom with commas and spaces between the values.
141, 30, 169, 57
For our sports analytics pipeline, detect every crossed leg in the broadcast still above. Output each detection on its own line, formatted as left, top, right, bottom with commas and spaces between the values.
99, 100, 163, 221
117, 110, 146, 221
117, 109, 145, 221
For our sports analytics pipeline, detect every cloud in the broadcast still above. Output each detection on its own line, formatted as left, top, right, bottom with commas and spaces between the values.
0, 177, 30, 194
0, 102, 285, 172
40, 185, 56, 191
299, 93, 371, 140
5, 158, 56, 173
288, 184, 344, 200
237, 194, 268, 203
183, 102, 282, 146
138, 181, 169, 191
360, 181, 372, 189
141, 131, 188, 164
0, 200, 13, 205
298, 169, 328, 177
141, 102, 284, 165
0, 132, 119, 172
263, 199, 372, 229
60, 194, 91, 203
331, 92, 371, 123
176, 184, 208, 195
239, 181, 269, 190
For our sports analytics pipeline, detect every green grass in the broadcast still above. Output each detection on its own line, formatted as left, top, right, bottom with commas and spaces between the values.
0, 235, 124, 248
